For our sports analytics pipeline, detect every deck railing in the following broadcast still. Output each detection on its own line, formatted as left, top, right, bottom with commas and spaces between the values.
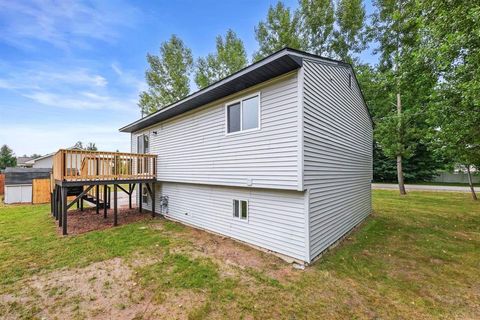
52, 149, 157, 182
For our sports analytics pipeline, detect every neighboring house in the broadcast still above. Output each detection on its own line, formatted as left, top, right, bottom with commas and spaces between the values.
120, 48, 373, 264
4, 167, 51, 204
26, 153, 55, 168
16, 157, 34, 168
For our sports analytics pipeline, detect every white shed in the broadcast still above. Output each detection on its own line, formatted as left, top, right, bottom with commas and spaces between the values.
4, 168, 52, 204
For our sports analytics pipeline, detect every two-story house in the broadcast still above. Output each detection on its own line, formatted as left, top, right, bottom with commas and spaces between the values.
120, 48, 373, 264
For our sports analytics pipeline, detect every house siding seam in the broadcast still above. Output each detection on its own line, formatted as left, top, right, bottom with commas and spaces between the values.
131, 73, 301, 191
303, 60, 373, 261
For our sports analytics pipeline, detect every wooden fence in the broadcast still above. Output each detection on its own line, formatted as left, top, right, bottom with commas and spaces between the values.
0, 174, 4, 195
32, 178, 51, 204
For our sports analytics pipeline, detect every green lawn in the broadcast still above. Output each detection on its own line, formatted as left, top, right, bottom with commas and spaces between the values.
0, 191, 479, 319
375, 181, 480, 187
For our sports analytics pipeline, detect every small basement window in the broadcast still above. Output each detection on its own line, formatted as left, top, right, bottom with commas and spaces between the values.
226, 94, 260, 134
233, 199, 248, 220
142, 186, 148, 204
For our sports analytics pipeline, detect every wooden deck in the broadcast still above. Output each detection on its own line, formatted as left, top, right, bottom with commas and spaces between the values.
52, 149, 157, 185
51, 149, 158, 235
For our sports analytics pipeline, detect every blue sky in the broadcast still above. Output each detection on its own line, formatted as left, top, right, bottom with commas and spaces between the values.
0, 0, 376, 156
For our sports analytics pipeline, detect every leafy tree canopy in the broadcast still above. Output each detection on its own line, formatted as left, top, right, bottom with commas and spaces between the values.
139, 35, 193, 115
299, 0, 335, 56
195, 29, 248, 89
253, 1, 305, 61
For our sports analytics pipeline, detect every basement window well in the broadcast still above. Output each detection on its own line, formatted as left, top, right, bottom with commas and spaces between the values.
233, 199, 248, 221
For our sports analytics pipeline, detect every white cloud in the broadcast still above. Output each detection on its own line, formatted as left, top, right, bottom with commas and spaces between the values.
111, 62, 147, 92
0, 0, 140, 50
0, 68, 107, 90
0, 62, 139, 112
23, 91, 136, 111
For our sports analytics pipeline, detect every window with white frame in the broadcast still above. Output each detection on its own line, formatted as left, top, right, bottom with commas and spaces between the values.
142, 186, 148, 204
233, 199, 248, 220
137, 134, 149, 153
226, 94, 260, 133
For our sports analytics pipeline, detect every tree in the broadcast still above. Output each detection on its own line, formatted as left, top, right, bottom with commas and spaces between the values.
73, 141, 83, 149
0, 145, 16, 170
299, 0, 335, 56
371, 0, 436, 195
253, 1, 305, 61
332, 0, 367, 63
373, 142, 448, 183
195, 29, 248, 89
139, 35, 193, 115
73, 141, 98, 151
418, 0, 480, 200
86, 143, 97, 151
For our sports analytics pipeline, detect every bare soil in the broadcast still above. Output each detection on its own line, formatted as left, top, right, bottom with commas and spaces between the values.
58, 207, 153, 235
1, 257, 208, 320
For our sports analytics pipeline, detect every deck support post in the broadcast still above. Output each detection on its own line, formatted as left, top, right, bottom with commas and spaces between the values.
57, 186, 61, 220
103, 184, 108, 219
139, 183, 142, 213
62, 186, 68, 235
58, 187, 63, 227
80, 198, 83, 211
95, 185, 99, 214
128, 184, 132, 209
52, 187, 56, 218
113, 184, 118, 226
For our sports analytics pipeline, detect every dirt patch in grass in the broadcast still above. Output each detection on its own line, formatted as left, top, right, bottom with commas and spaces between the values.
157, 220, 301, 284
0, 257, 210, 320
58, 207, 153, 235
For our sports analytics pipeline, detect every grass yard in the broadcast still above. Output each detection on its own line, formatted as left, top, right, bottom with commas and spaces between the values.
0, 190, 479, 319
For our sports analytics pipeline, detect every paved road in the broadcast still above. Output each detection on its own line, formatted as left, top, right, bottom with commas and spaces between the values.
372, 183, 472, 192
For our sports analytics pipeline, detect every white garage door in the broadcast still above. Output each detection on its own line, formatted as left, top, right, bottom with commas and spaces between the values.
5, 185, 32, 204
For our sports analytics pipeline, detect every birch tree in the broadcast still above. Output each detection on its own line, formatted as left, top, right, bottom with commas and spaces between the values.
195, 29, 248, 89
371, 0, 435, 195
139, 35, 193, 115
299, 0, 335, 56
253, 1, 305, 61
419, 0, 480, 200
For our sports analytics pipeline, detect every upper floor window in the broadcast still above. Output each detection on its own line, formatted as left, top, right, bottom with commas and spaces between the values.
226, 94, 260, 134
137, 134, 149, 153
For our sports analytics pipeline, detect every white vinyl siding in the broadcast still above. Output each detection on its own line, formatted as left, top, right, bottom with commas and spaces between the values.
303, 59, 373, 261
133, 73, 300, 191
32, 156, 53, 168
160, 182, 307, 261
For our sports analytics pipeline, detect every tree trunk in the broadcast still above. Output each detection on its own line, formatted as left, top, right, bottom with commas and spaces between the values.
397, 93, 406, 195
466, 165, 477, 200
397, 154, 406, 195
